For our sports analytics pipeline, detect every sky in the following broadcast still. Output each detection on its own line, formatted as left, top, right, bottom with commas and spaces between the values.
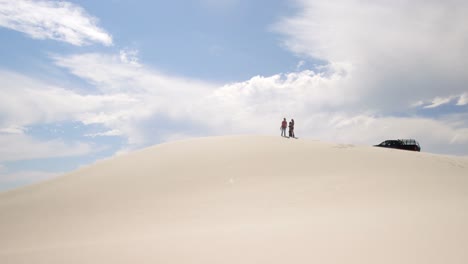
0, 0, 467, 191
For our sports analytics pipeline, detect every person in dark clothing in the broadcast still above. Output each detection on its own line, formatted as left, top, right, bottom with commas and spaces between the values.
291, 119, 295, 138
288, 121, 293, 138
281, 118, 287, 137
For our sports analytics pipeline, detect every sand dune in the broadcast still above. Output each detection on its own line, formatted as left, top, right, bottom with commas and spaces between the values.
1, 136, 467, 263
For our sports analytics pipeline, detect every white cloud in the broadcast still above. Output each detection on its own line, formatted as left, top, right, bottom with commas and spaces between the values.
53, 52, 214, 94
119, 49, 140, 66
274, 0, 468, 111
0, 69, 134, 163
326, 114, 468, 147
423, 96, 455, 109
0, 133, 93, 162
54, 52, 360, 144
3, 47, 467, 157
457, 93, 468, 106
296, 60, 306, 70
194, 75, 468, 154
85, 129, 123, 138
0, 70, 136, 129
52, 52, 216, 147
193, 68, 352, 133
0, 125, 25, 134
50, 51, 468, 155
0, 0, 112, 46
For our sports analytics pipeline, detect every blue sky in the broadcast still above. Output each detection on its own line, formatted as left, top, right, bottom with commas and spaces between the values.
1, 0, 467, 191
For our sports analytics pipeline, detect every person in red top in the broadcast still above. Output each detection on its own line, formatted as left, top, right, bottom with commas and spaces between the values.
280, 118, 287, 137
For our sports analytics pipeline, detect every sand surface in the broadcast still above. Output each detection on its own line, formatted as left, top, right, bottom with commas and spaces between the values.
1, 136, 468, 263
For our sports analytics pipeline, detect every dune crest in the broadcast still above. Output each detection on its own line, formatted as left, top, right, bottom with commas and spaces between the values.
1, 136, 467, 264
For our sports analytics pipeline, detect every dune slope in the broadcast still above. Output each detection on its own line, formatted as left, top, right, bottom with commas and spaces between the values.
1, 136, 468, 263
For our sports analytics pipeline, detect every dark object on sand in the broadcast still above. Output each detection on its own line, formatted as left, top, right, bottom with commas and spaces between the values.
374, 139, 421, 152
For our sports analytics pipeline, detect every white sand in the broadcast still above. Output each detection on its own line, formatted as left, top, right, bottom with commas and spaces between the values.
1, 136, 468, 263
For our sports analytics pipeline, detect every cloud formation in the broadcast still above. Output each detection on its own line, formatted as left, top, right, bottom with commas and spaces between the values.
458, 93, 468, 106
0, 70, 134, 130
275, 0, 468, 111
0, 133, 93, 162
52, 52, 217, 146
0, 0, 112, 46
0, 69, 133, 164
1, 1, 467, 160
48, 51, 468, 155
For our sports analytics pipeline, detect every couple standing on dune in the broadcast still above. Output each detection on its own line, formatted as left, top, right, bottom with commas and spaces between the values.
281, 118, 296, 138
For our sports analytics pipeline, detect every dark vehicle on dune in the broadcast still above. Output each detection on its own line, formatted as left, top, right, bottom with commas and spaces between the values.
374, 139, 421, 152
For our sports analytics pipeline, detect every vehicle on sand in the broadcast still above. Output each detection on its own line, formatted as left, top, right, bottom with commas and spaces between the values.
374, 139, 421, 152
